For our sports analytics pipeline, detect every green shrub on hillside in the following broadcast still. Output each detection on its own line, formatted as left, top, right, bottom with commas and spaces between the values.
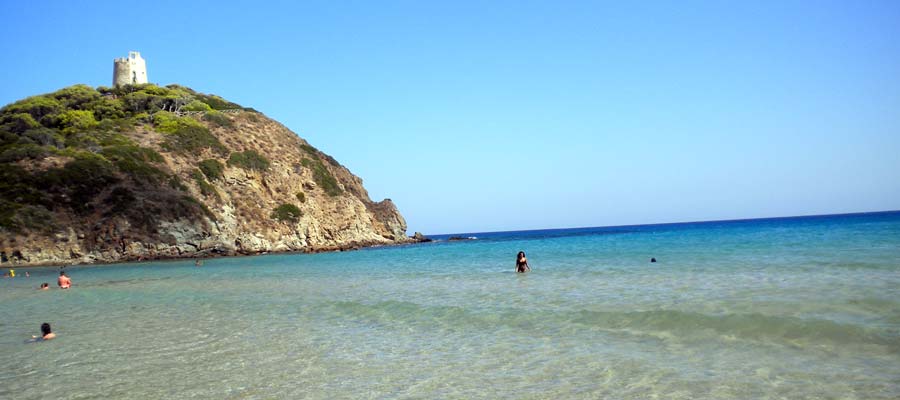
101, 144, 164, 163
141, 85, 178, 96
120, 91, 157, 114
1, 113, 41, 134
168, 175, 188, 191
301, 157, 342, 196
300, 143, 341, 166
131, 112, 151, 122
161, 84, 195, 93
0, 143, 51, 163
271, 203, 302, 223
179, 195, 216, 221
54, 110, 99, 133
2, 96, 63, 123
96, 116, 135, 132
203, 111, 233, 128
51, 84, 101, 109
295, 192, 306, 203
227, 150, 270, 172
0, 164, 47, 210
152, 111, 200, 134
299, 144, 317, 155
0, 84, 260, 234
190, 169, 219, 200
44, 153, 120, 214
0, 203, 55, 234
101, 145, 166, 183
195, 93, 242, 110
198, 159, 224, 181
113, 84, 197, 114
182, 100, 212, 112
90, 98, 126, 121
104, 186, 137, 215
155, 112, 227, 154
64, 129, 132, 150
111, 158, 167, 183
16, 127, 64, 148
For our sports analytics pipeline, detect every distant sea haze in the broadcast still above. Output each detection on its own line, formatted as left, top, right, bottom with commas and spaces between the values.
427, 210, 900, 241
2, 210, 898, 398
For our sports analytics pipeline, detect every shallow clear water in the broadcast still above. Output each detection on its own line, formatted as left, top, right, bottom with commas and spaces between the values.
2, 212, 899, 399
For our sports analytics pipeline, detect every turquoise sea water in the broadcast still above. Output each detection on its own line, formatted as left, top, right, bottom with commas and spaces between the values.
1, 212, 899, 399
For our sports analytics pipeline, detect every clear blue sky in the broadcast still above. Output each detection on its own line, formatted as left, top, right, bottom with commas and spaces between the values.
2, 1, 899, 234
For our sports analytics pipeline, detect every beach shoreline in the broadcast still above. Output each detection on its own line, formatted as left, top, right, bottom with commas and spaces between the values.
0, 236, 426, 269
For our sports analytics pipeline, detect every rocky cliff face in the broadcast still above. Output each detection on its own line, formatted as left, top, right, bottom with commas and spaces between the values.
0, 84, 410, 266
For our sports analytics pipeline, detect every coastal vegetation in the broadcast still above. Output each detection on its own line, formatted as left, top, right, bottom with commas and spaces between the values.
100, 144, 167, 184
0, 83, 247, 235
271, 203, 302, 223
198, 159, 225, 181
301, 156, 342, 196
191, 169, 220, 200
203, 111, 234, 128
155, 111, 228, 154
298, 143, 342, 196
0, 83, 409, 266
227, 150, 270, 172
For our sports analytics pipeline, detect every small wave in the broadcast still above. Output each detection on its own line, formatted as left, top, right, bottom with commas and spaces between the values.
80, 276, 174, 288
319, 300, 899, 351
570, 309, 899, 350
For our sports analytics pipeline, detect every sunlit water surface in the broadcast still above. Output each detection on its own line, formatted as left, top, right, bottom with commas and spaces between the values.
1, 212, 899, 399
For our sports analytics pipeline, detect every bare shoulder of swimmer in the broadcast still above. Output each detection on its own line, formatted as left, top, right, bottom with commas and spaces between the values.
31, 333, 56, 340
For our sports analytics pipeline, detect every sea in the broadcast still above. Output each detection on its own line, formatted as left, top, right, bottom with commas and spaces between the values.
1, 211, 898, 399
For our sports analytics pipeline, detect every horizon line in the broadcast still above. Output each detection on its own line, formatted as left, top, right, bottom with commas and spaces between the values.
427, 209, 900, 237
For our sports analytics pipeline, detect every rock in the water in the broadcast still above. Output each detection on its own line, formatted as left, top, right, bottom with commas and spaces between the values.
412, 232, 432, 242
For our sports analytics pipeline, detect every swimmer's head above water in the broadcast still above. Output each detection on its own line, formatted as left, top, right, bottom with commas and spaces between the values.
33, 323, 55, 340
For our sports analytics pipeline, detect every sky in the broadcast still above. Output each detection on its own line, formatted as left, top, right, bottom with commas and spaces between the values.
1, 1, 898, 234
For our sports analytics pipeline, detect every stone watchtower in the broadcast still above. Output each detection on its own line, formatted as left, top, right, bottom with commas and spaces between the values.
113, 51, 148, 86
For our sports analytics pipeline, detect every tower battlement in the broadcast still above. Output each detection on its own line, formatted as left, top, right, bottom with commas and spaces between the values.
112, 51, 148, 86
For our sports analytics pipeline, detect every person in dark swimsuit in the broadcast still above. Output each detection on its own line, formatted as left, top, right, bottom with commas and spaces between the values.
516, 251, 531, 273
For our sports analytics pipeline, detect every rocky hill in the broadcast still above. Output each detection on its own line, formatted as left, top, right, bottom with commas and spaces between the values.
0, 84, 411, 266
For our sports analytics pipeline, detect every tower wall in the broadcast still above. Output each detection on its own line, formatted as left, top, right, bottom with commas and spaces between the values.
113, 60, 131, 86
112, 52, 149, 86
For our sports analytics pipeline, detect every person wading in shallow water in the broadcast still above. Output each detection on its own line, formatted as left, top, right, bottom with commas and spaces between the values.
57, 271, 71, 289
516, 251, 531, 273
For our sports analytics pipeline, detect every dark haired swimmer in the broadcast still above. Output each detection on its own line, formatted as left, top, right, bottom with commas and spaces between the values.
516, 251, 530, 273
38, 283, 49, 290
32, 323, 56, 341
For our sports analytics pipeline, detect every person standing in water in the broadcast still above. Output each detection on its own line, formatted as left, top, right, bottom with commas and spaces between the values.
57, 271, 71, 289
516, 251, 531, 273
